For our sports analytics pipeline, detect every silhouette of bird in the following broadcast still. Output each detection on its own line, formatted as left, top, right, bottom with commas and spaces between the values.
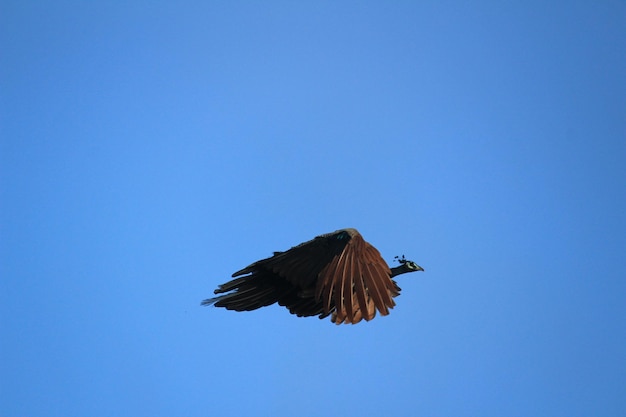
202, 228, 424, 324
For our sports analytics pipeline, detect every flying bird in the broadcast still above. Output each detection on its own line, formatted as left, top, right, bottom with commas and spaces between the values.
202, 228, 424, 324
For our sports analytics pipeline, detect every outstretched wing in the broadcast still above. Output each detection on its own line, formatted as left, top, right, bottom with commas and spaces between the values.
232, 229, 352, 289
201, 229, 351, 315
314, 230, 399, 324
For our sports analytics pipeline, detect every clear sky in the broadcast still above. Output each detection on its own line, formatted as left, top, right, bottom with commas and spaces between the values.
1, 1, 625, 416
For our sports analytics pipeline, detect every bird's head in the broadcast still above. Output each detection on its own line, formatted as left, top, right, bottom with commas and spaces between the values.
391, 255, 424, 276
402, 260, 425, 272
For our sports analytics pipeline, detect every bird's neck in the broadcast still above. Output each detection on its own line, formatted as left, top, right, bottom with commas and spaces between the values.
390, 264, 412, 277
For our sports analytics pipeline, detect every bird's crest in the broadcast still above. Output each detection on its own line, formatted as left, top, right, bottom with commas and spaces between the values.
394, 255, 408, 265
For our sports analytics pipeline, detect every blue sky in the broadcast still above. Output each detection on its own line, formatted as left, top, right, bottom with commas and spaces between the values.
1, 1, 625, 416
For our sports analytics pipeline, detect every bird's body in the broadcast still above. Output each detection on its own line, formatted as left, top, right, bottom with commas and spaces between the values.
203, 228, 423, 324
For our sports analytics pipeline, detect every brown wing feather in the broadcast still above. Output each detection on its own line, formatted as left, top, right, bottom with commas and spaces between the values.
334, 247, 351, 322
314, 231, 397, 324
341, 248, 355, 322
363, 243, 395, 315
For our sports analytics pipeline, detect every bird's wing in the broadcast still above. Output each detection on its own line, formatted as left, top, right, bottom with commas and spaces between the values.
315, 232, 399, 323
231, 229, 350, 288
